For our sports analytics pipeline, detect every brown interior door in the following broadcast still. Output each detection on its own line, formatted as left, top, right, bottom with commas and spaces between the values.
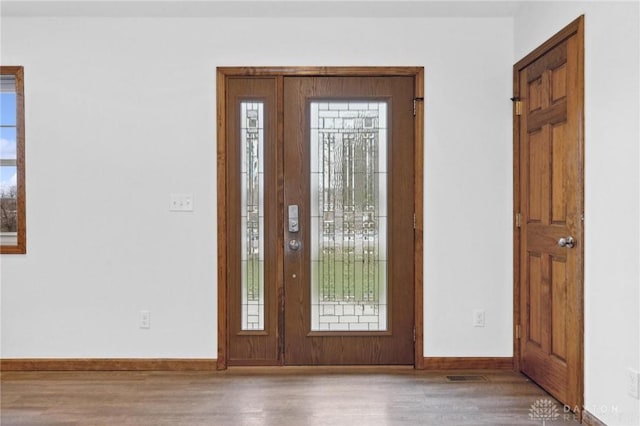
516, 20, 584, 409
283, 76, 415, 365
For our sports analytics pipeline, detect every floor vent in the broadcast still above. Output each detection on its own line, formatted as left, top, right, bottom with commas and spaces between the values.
445, 375, 488, 382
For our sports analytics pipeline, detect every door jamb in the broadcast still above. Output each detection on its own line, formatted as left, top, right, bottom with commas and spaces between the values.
512, 16, 584, 416
216, 67, 425, 369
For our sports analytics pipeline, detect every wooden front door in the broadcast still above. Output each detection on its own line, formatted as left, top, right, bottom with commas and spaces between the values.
514, 17, 584, 410
220, 69, 421, 367
283, 76, 415, 365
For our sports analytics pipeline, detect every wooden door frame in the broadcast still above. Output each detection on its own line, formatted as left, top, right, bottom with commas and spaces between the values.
216, 66, 425, 369
512, 16, 584, 413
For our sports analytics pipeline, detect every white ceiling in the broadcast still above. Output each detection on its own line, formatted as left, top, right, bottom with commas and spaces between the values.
0, 0, 525, 18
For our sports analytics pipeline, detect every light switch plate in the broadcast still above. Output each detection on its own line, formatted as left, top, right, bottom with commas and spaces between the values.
473, 309, 485, 327
169, 194, 193, 211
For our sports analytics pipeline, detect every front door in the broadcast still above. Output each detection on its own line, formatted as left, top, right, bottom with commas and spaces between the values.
283, 76, 415, 365
221, 70, 419, 366
514, 17, 584, 410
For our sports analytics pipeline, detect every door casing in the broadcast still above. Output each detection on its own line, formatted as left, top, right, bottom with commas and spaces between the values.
216, 67, 425, 369
513, 16, 584, 416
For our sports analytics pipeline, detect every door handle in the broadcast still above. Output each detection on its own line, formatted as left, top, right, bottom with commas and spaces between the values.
557, 236, 576, 249
288, 239, 301, 251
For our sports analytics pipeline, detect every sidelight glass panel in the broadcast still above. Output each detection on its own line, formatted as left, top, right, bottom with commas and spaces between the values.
240, 102, 264, 331
310, 101, 388, 331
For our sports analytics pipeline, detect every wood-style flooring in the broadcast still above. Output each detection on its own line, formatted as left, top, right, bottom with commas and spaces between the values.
1, 368, 580, 425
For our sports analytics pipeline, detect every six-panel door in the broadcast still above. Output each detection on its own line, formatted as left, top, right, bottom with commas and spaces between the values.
518, 31, 583, 409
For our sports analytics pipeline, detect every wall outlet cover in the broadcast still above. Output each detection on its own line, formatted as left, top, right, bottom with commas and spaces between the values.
473, 309, 485, 327
628, 368, 640, 399
140, 310, 151, 329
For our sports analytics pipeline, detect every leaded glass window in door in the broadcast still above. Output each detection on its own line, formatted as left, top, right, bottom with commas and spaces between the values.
240, 102, 264, 331
310, 102, 388, 331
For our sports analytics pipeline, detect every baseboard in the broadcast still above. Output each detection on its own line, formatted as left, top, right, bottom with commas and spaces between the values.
1, 358, 217, 371
582, 410, 607, 426
422, 357, 513, 370
3, 357, 512, 371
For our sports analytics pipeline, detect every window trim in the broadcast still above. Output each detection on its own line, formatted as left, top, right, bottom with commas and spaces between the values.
1, 66, 26, 254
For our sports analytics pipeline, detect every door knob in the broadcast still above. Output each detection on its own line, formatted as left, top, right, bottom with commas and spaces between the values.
557, 236, 575, 249
288, 239, 301, 251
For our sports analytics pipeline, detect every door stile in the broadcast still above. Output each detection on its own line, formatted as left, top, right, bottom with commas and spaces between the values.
565, 28, 585, 413
413, 69, 425, 369
512, 66, 522, 374
216, 69, 228, 370
275, 75, 286, 365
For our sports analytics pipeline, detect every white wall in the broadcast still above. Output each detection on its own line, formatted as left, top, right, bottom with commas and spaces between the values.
514, 2, 640, 425
0, 15, 514, 359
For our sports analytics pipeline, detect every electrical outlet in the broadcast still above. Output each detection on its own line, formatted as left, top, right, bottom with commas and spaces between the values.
169, 193, 193, 212
628, 368, 640, 399
140, 311, 151, 329
473, 309, 485, 327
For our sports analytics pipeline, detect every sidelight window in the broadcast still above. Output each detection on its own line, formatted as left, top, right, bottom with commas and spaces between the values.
240, 101, 265, 331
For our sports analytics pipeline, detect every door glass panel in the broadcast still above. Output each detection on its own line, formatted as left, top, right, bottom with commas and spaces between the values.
310, 101, 388, 331
240, 102, 264, 331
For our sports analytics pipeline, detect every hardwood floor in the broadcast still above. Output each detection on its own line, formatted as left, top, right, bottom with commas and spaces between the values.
1, 368, 580, 425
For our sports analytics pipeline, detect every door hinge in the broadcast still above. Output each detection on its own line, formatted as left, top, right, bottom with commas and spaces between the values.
413, 213, 417, 229
413, 326, 416, 342
515, 213, 521, 228
515, 324, 521, 339
413, 97, 423, 116
511, 96, 523, 116
514, 101, 523, 116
